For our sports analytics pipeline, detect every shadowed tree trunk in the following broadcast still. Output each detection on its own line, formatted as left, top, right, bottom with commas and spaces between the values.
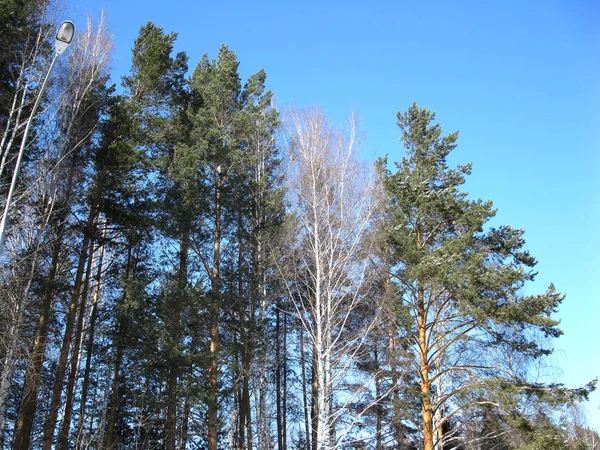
12, 208, 68, 450
105, 241, 135, 449
276, 306, 283, 450
42, 209, 97, 450
166, 226, 189, 450
76, 222, 107, 449
300, 326, 310, 450
180, 384, 191, 450
57, 240, 96, 450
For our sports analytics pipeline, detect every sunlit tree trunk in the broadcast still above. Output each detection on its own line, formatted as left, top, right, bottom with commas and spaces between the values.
207, 165, 222, 450
417, 284, 434, 450
311, 343, 318, 450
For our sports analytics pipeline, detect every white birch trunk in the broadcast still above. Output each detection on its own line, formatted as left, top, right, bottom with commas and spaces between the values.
282, 107, 380, 449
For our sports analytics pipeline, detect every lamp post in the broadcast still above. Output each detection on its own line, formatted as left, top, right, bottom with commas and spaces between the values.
0, 20, 74, 254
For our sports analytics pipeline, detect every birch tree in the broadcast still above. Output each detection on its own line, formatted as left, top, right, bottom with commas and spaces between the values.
0, 0, 60, 184
10, 12, 112, 450
283, 107, 382, 450
0, 3, 60, 433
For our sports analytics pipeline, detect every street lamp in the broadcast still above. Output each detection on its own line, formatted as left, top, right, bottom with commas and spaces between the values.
0, 21, 75, 254
55, 21, 75, 54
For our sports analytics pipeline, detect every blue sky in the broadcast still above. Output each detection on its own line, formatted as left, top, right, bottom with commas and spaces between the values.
74, 0, 600, 429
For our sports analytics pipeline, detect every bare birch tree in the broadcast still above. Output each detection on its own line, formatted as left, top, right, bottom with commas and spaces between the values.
282, 107, 384, 450
0, 1, 64, 441
9, 12, 113, 450
0, 0, 62, 183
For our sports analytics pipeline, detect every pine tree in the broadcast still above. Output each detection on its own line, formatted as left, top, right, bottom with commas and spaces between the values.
184, 44, 283, 450
100, 22, 184, 448
381, 103, 595, 450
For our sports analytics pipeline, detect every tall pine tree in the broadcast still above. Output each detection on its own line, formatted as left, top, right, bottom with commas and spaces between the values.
380, 103, 595, 450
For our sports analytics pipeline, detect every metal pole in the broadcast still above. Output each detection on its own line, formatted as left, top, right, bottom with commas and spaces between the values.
0, 52, 59, 254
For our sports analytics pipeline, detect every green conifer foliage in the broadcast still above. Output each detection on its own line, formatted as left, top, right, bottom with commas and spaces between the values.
381, 103, 594, 450
181, 44, 282, 450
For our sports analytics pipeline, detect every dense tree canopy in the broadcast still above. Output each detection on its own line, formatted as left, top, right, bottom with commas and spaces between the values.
0, 3, 595, 450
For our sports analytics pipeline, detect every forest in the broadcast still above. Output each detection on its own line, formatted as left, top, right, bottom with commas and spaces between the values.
0, 1, 598, 449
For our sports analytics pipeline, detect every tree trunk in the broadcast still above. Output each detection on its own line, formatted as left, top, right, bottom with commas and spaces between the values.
234, 338, 244, 450
311, 342, 318, 450
276, 307, 283, 450
236, 210, 251, 450
324, 299, 333, 449
105, 240, 137, 449
385, 266, 404, 449
274, 304, 289, 450
282, 307, 288, 450
255, 257, 269, 450
57, 240, 95, 449
166, 224, 189, 450
243, 367, 252, 450
432, 312, 446, 450
299, 326, 310, 450
42, 209, 96, 450
208, 306, 219, 450
207, 309, 219, 440
105, 315, 126, 449
375, 347, 382, 450
96, 379, 110, 449
207, 166, 222, 450
388, 325, 403, 447
418, 286, 433, 450
11, 226, 63, 450
76, 222, 107, 449
165, 334, 180, 450
180, 388, 191, 450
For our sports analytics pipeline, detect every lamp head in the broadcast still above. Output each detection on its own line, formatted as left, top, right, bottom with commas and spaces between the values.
55, 21, 74, 55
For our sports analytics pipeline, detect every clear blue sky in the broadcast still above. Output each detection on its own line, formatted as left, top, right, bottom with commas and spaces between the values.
74, 0, 600, 429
